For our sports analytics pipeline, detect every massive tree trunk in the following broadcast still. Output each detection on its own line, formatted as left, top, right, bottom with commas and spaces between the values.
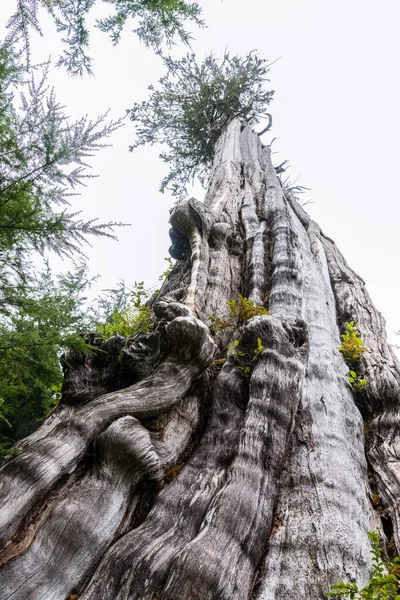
1, 119, 399, 600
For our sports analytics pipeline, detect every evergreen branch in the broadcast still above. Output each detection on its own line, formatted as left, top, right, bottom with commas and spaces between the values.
6, 0, 204, 75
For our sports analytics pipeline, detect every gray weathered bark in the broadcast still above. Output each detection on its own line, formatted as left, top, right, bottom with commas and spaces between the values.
0, 119, 399, 599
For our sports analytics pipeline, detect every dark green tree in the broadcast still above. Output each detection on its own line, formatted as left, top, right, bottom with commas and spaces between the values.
0, 268, 163, 455
128, 51, 274, 198
6, 0, 204, 75
0, 264, 97, 454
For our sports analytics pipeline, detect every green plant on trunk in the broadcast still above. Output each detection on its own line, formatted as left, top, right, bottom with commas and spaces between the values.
338, 321, 367, 365
95, 281, 153, 339
327, 531, 400, 599
209, 295, 271, 334
338, 321, 368, 392
229, 337, 264, 377
348, 370, 367, 392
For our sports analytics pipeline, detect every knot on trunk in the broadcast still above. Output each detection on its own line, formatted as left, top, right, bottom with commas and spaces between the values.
209, 222, 232, 248
95, 416, 162, 483
239, 314, 308, 358
163, 310, 216, 371
153, 300, 192, 322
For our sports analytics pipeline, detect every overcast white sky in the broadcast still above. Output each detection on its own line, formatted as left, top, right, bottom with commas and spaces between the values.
1, 0, 399, 352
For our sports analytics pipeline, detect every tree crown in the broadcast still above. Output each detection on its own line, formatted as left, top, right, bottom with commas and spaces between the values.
128, 51, 274, 199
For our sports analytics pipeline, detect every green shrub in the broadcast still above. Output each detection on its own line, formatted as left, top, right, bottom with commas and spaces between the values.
338, 321, 368, 392
209, 295, 271, 334
327, 531, 400, 599
348, 370, 367, 392
338, 321, 367, 365
96, 282, 153, 339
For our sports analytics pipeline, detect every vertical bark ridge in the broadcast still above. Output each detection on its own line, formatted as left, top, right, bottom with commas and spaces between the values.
263, 149, 303, 320
288, 192, 400, 557
287, 193, 400, 408
205, 221, 241, 322
204, 120, 243, 226
255, 191, 375, 598
169, 199, 213, 315
158, 317, 307, 600
239, 125, 268, 305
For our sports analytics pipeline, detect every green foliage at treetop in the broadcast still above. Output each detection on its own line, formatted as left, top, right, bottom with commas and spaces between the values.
129, 51, 274, 198
327, 531, 400, 599
6, 0, 204, 76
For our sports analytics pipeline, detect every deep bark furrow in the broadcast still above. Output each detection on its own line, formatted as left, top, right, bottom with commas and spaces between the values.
367, 422, 400, 550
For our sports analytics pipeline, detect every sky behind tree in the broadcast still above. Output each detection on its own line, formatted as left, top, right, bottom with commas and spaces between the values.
1, 0, 399, 353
